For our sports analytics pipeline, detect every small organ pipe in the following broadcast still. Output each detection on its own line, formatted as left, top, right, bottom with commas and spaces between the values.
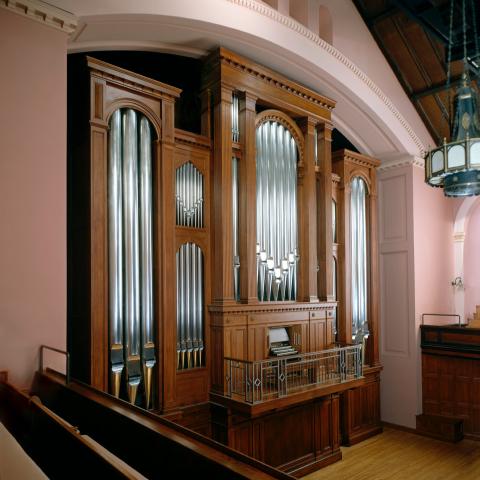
177, 243, 204, 370
175, 162, 204, 228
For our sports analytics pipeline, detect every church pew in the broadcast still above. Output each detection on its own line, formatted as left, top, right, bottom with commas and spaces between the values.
0, 379, 144, 479
30, 370, 293, 480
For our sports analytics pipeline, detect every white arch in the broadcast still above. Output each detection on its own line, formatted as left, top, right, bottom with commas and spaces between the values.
453, 196, 480, 322
49, 0, 433, 161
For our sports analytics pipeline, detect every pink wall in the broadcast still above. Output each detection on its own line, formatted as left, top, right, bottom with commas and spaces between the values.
464, 201, 480, 320
379, 162, 455, 428
0, 9, 67, 388
412, 167, 454, 320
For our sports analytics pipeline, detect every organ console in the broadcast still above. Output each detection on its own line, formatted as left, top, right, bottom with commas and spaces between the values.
67, 47, 382, 477
268, 327, 299, 357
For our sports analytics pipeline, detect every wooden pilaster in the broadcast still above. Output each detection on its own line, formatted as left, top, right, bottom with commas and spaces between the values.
211, 84, 235, 304
238, 91, 258, 303
317, 122, 334, 302
297, 117, 319, 302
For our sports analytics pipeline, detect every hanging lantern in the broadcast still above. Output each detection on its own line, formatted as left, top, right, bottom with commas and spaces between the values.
425, 0, 480, 197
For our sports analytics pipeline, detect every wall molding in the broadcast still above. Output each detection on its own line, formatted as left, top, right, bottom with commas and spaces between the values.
227, 0, 427, 156
377, 156, 424, 172
0, 0, 77, 34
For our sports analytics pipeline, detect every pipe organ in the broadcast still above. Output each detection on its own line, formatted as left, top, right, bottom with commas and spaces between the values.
68, 48, 381, 476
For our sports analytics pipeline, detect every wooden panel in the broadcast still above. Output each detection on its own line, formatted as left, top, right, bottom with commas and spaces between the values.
381, 251, 409, 356
342, 373, 382, 446
230, 422, 252, 457
310, 319, 327, 352
176, 370, 209, 407
422, 349, 480, 438
90, 125, 108, 391
248, 325, 268, 361
316, 397, 333, 456
262, 403, 315, 468
379, 174, 407, 243
223, 326, 247, 360
249, 312, 309, 325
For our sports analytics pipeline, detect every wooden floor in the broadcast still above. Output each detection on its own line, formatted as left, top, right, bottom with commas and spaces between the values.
303, 428, 480, 480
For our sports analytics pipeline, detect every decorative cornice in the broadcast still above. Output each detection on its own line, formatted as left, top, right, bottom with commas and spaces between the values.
221, 54, 335, 111
0, 0, 77, 34
226, 0, 427, 156
175, 129, 211, 150
209, 302, 335, 315
87, 56, 182, 100
377, 156, 424, 172
333, 148, 381, 169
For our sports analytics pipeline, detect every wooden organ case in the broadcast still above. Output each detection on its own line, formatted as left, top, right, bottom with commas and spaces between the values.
68, 48, 382, 477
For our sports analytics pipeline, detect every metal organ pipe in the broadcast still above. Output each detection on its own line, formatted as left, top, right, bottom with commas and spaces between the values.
108, 109, 124, 399
108, 108, 156, 408
139, 117, 155, 410
176, 243, 204, 370
122, 109, 141, 405
255, 121, 298, 301
232, 157, 240, 301
350, 177, 368, 344
175, 162, 204, 228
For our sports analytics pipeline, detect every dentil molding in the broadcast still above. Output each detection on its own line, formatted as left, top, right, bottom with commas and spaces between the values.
0, 0, 77, 34
227, 0, 427, 156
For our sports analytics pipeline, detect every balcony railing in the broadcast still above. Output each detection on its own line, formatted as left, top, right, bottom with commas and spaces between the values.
225, 344, 362, 404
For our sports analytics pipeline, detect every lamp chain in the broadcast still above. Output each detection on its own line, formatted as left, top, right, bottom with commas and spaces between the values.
446, 0, 455, 133
463, 0, 467, 65
470, 0, 479, 67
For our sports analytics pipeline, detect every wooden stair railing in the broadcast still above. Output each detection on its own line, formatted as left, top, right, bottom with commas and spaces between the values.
30, 370, 293, 480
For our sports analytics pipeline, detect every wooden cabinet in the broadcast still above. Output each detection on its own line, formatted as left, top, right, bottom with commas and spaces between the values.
217, 394, 342, 477
420, 325, 480, 439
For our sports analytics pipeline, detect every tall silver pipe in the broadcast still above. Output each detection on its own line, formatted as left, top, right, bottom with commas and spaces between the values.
122, 109, 141, 405
180, 245, 186, 367
197, 246, 204, 365
191, 244, 198, 367
139, 117, 155, 409
108, 109, 124, 398
176, 250, 181, 368
232, 156, 240, 301
351, 177, 368, 343
177, 243, 204, 369
255, 121, 298, 302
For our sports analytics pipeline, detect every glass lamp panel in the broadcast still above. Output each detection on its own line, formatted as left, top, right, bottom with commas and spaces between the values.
447, 145, 466, 169
470, 140, 480, 167
431, 150, 444, 173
